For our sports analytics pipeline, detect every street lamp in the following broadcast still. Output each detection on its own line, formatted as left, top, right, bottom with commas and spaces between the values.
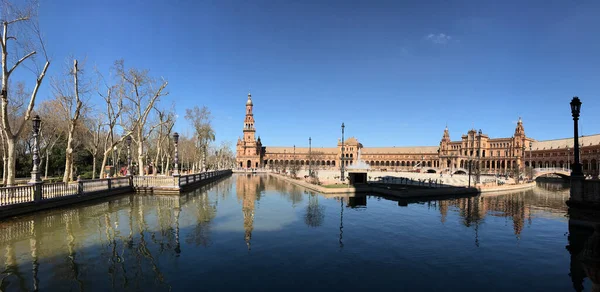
570, 97, 583, 177
477, 129, 482, 184
29, 115, 42, 184
293, 145, 296, 167
309, 137, 312, 177
341, 123, 345, 182
521, 144, 525, 183
126, 135, 132, 176
567, 146, 570, 171
421, 155, 424, 172
529, 141, 532, 180
173, 132, 180, 176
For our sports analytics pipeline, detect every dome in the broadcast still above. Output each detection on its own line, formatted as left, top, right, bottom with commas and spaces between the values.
246, 93, 253, 106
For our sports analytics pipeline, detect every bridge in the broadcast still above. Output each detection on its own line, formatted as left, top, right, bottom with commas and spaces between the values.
532, 167, 570, 179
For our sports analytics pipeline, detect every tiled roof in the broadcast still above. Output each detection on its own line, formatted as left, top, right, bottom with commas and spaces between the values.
361, 146, 439, 154
531, 134, 600, 151
265, 147, 338, 154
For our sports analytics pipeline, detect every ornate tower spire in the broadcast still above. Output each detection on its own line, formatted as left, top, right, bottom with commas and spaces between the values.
514, 117, 525, 136
244, 93, 255, 137
442, 125, 451, 142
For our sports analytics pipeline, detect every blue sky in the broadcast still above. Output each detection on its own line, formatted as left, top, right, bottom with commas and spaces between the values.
30, 0, 600, 147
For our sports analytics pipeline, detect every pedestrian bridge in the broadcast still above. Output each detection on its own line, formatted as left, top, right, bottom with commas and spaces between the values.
532, 167, 570, 179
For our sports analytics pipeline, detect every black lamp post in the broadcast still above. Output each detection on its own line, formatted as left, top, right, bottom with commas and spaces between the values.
309, 137, 312, 177
284, 149, 286, 171
293, 145, 296, 167
571, 97, 583, 177
29, 115, 42, 184
341, 123, 345, 182
521, 144, 525, 183
126, 135, 132, 176
173, 132, 180, 176
477, 129, 482, 184
567, 146, 570, 171
529, 141, 532, 179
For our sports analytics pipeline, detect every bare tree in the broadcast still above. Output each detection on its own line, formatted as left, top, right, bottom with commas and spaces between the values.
97, 70, 126, 178
52, 59, 86, 182
0, 1, 50, 185
117, 60, 167, 176
185, 106, 214, 172
37, 99, 66, 179
82, 114, 103, 179
152, 106, 174, 175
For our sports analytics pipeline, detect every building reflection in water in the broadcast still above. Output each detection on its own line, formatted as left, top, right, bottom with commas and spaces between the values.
0, 177, 581, 290
423, 182, 570, 241
235, 174, 266, 250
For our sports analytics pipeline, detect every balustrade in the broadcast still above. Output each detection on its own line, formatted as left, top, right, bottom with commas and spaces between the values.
0, 170, 230, 209
0, 185, 34, 206
42, 182, 78, 199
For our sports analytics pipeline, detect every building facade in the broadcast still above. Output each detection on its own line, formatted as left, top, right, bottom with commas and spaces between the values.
236, 94, 600, 176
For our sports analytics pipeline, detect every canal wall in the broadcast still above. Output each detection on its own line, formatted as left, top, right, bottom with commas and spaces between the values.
568, 179, 600, 210
267, 173, 478, 199
267, 173, 536, 200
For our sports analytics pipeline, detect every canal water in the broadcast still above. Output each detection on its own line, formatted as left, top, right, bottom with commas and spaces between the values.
0, 174, 587, 291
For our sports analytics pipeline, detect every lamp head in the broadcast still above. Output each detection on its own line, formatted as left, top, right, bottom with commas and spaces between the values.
570, 97, 582, 118
32, 115, 41, 132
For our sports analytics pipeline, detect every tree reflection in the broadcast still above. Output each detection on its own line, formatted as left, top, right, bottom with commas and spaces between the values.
186, 191, 217, 247
304, 193, 325, 227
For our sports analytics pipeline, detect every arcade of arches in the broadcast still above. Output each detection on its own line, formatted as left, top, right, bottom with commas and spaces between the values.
236, 94, 600, 176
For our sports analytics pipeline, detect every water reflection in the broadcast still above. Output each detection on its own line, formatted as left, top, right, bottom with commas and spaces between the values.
0, 176, 580, 291
567, 207, 600, 292
236, 174, 260, 249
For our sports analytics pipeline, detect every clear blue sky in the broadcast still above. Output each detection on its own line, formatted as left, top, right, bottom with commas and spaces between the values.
34, 0, 600, 147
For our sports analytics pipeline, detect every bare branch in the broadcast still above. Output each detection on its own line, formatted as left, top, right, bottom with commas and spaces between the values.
7, 50, 35, 75
5, 16, 29, 25
14, 60, 49, 138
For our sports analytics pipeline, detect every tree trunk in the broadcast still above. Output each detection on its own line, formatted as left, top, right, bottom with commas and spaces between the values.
6, 137, 16, 186
63, 126, 75, 183
137, 134, 144, 176
165, 155, 171, 174
100, 152, 109, 178
91, 154, 97, 179
44, 150, 50, 179
2, 157, 6, 186
2, 139, 6, 186
155, 147, 161, 174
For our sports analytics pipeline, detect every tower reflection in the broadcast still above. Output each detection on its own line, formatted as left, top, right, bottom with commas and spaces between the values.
236, 174, 263, 250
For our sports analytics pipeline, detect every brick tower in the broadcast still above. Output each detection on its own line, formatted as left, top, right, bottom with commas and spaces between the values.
236, 93, 263, 168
